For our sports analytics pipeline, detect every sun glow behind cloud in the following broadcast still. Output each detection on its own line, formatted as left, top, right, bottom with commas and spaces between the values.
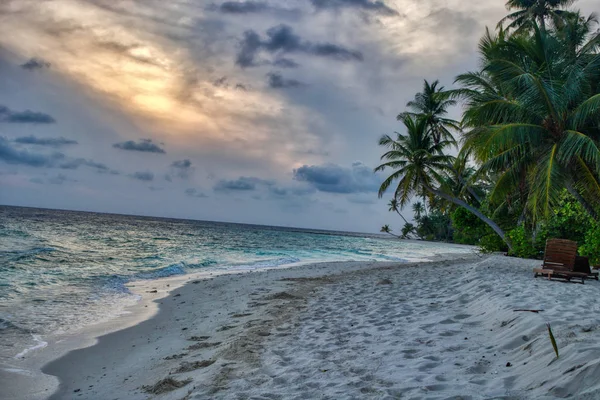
0, 0, 324, 165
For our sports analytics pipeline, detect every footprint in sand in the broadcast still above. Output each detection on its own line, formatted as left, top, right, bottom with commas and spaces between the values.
453, 313, 472, 320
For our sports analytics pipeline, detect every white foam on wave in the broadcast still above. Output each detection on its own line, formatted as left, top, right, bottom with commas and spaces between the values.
14, 334, 48, 359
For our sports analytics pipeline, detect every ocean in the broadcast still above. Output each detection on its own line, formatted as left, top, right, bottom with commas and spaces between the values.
0, 205, 473, 363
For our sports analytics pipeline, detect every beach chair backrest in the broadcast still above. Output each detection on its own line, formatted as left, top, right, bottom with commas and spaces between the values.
543, 239, 577, 271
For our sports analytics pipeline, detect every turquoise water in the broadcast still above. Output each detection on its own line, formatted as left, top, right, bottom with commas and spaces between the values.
0, 205, 473, 361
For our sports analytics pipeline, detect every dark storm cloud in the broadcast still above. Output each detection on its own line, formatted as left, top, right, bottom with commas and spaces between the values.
20, 57, 51, 70
310, 0, 398, 15
113, 138, 166, 154
213, 176, 273, 191
0, 137, 64, 167
266, 72, 305, 89
131, 171, 154, 181
293, 161, 380, 194
14, 135, 78, 146
185, 188, 208, 198
0, 105, 56, 124
236, 24, 363, 67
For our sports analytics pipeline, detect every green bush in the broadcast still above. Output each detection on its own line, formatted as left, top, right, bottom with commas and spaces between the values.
507, 225, 544, 259
451, 207, 487, 245
580, 223, 600, 265
545, 192, 592, 245
479, 233, 507, 253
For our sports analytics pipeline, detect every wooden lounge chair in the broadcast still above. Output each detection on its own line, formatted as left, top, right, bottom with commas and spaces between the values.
533, 239, 588, 284
574, 256, 599, 280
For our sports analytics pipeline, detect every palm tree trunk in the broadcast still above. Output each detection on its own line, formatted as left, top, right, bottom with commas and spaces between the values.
423, 185, 513, 252
396, 211, 409, 224
538, 15, 547, 36
462, 179, 483, 205
565, 181, 599, 220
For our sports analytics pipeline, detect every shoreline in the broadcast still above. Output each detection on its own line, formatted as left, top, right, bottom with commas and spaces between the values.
7, 251, 600, 399
1, 252, 477, 400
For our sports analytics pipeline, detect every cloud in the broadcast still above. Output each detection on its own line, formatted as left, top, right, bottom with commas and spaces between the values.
0, 105, 55, 124
214, 1, 269, 14
268, 185, 315, 198
131, 171, 154, 181
168, 159, 194, 179
310, 0, 398, 15
113, 138, 166, 154
267, 72, 305, 89
59, 158, 110, 172
236, 24, 363, 67
14, 135, 78, 147
172, 159, 192, 169
293, 161, 380, 194
21, 57, 51, 70
209, 1, 301, 18
272, 58, 299, 68
347, 194, 377, 204
0, 137, 65, 167
48, 174, 77, 185
213, 176, 273, 191
1, 137, 113, 173
185, 188, 208, 198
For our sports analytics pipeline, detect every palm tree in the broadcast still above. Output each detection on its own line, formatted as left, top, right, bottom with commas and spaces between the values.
380, 224, 399, 238
401, 223, 416, 239
388, 198, 409, 224
456, 22, 600, 222
398, 80, 460, 145
375, 115, 513, 251
412, 202, 425, 220
498, 0, 576, 34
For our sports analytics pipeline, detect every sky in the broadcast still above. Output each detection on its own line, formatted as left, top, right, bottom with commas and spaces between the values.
0, 0, 597, 233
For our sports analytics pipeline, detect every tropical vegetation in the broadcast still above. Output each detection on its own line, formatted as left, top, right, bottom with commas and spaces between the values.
377, 0, 600, 261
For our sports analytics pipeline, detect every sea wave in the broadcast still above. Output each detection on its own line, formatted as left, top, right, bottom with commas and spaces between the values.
2, 247, 56, 261
228, 256, 302, 271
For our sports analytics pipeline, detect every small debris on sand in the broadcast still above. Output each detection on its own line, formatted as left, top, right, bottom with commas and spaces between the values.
231, 313, 252, 318
188, 336, 211, 341
187, 342, 222, 351
174, 359, 216, 373
164, 353, 188, 360
264, 292, 300, 300
217, 325, 236, 332
142, 377, 192, 394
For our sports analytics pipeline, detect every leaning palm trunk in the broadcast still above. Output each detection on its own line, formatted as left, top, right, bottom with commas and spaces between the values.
424, 185, 513, 252
396, 210, 409, 224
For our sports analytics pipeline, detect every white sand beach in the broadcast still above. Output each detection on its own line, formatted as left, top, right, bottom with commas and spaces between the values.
7, 253, 600, 400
